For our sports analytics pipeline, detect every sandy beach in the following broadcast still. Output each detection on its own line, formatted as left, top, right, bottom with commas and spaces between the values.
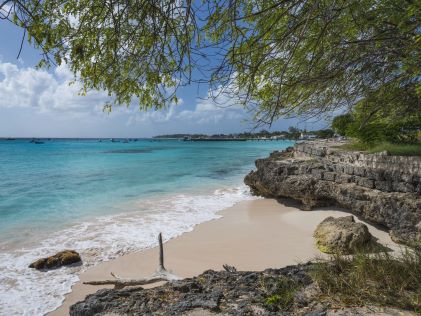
50, 198, 400, 316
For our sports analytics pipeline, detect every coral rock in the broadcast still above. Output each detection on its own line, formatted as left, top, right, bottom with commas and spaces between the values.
29, 250, 81, 270
313, 216, 373, 254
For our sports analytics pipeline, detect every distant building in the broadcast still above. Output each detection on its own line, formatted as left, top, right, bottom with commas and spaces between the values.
299, 133, 317, 140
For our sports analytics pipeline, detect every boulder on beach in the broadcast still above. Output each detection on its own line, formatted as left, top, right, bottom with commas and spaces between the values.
29, 250, 82, 270
313, 216, 373, 254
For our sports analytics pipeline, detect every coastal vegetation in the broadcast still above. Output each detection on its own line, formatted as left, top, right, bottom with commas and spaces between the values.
154, 128, 334, 140
311, 249, 421, 313
260, 248, 421, 313
331, 96, 421, 155
340, 141, 421, 156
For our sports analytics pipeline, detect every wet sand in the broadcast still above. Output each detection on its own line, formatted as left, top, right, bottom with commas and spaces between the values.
50, 198, 399, 315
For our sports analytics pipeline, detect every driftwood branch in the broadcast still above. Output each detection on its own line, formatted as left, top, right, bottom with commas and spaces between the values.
223, 264, 237, 272
84, 233, 182, 289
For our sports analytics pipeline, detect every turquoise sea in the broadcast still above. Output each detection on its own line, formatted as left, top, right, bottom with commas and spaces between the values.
0, 138, 293, 315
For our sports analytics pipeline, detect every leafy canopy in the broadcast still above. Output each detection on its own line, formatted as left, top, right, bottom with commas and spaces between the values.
5, 0, 198, 110
205, 0, 421, 123
1, 0, 420, 122
332, 95, 421, 145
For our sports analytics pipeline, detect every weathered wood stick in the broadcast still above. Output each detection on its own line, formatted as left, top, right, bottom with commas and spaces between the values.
84, 233, 182, 289
158, 232, 165, 271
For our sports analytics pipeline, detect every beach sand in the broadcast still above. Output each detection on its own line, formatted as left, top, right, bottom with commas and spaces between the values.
50, 198, 399, 315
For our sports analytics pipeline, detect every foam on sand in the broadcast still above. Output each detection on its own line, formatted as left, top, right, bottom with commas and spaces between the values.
0, 185, 255, 316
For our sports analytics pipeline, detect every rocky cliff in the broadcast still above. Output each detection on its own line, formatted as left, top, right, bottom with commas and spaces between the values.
244, 141, 421, 245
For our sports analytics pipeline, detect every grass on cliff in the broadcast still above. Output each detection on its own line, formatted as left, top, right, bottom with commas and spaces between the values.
310, 248, 421, 313
340, 141, 421, 156
260, 275, 302, 312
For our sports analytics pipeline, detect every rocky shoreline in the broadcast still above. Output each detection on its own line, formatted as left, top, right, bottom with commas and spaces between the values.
68, 263, 416, 316
68, 141, 420, 315
245, 141, 421, 245
70, 264, 312, 316
69, 261, 417, 316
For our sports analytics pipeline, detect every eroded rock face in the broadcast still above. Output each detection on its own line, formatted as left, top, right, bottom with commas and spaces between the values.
244, 142, 421, 245
314, 216, 373, 254
29, 250, 81, 270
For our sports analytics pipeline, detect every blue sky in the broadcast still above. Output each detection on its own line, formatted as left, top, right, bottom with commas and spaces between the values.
0, 19, 328, 138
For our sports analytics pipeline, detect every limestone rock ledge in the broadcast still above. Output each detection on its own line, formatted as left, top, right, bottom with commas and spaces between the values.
244, 142, 421, 245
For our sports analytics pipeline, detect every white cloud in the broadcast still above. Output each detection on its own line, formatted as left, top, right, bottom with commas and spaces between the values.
0, 62, 109, 116
0, 61, 247, 127
125, 91, 245, 127
126, 106, 177, 125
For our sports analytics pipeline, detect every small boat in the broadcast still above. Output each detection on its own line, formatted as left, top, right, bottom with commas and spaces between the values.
6, 138, 16, 141
30, 138, 44, 144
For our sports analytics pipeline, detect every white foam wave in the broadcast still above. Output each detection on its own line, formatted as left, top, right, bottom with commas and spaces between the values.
0, 185, 256, 315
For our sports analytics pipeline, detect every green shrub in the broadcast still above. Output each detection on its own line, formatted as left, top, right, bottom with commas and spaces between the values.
331, 85, 421, 145
332, 114, 354, 136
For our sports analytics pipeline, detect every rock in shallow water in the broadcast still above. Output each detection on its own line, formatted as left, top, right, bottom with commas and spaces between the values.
29, 250, 81, 270
313, 216, 373, 254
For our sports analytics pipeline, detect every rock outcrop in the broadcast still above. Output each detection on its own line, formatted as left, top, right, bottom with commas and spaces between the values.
313, 216, 373, 254
70, 265, 312, 316
70, 264, 417, 316
244, 141, 421, 245
29, 250, 81, 270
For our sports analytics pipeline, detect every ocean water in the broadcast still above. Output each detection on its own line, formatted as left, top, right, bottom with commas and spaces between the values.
0, 138, 293, 315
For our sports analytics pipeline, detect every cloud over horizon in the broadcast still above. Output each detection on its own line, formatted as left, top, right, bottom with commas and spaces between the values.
0, 61, 248, 126
0, 60, 324, 137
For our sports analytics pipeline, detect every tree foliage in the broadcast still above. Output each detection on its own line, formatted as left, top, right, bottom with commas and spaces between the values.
332, 114, 353, 136
206, 0, 421, 124
2, 0, 198, 110
332, 89, 421, 144
1, 0, 420, 124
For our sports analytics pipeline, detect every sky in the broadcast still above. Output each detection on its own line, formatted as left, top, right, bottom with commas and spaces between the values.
0, 18, 328, 138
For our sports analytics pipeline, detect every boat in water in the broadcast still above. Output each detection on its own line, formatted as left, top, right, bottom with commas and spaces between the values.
29, 139, 44, 144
